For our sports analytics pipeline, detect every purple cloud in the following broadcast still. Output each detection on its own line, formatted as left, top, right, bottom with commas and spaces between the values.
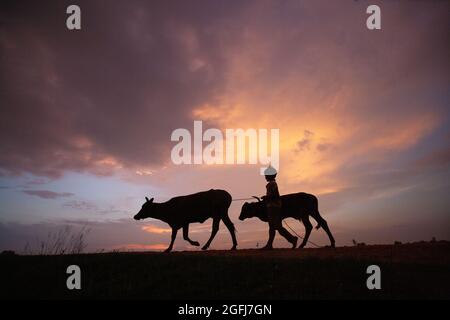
22, 190, 74, 199
62, 200, 127, 216
0, 1, 241, 177
0, 1, 448, 181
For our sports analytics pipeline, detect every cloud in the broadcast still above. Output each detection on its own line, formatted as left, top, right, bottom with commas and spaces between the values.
62, 200, 97, 211
62, 200, 127, 215
113, 243, 168, 251
141, 224, 171, 234
296, 130, 314, 152
316, 143, 333, 152
0, 0, 448, 185
0, 1, 243, 178
415, 147, 450, 170
22, 190, 74, 199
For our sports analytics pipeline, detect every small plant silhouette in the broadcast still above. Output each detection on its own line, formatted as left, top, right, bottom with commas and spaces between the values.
22, 225, 90, 255
352, 239, 366, 247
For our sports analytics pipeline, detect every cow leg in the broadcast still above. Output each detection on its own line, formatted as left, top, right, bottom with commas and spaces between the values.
183, 224, 200, 246
298, 217, 313, 248
320, 218, 335, 248
222, 215, 237, 250
202, 217, 220, 250
312, 210, 336, 248
165, 227, 178, 253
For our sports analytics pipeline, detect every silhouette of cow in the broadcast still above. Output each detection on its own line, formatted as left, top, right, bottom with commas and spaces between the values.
134, 189, 237, 252
239, 192, 335, 248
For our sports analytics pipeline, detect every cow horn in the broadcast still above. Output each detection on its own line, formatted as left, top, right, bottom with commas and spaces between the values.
252, 196, 261, 202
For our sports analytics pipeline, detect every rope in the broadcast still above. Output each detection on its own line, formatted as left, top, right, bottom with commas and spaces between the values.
283, 220, 322, 248
232, 197, 323, 248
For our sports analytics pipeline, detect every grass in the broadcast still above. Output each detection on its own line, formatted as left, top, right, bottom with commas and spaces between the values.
22, 225, 90, 256
1, 241, 449, 299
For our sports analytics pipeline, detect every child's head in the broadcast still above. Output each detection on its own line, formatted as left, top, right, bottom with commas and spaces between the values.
264, 166, 277, 182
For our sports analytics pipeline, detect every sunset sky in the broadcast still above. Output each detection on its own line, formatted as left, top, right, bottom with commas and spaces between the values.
1, 0, 449, 252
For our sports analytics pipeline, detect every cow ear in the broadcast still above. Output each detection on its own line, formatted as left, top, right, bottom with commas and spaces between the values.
149, 197, 154, 203
145, 197, 150, 202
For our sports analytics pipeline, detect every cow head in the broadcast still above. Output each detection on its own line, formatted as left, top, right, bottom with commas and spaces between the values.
133, 197, 155, 220
239, 200, 264, 221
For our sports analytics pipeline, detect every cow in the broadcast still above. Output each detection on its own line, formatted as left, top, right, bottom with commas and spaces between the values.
239, 192, 335, 248
133, 189, 237, 252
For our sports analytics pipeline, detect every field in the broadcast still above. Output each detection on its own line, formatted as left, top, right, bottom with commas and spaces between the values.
1, 241, 449, 300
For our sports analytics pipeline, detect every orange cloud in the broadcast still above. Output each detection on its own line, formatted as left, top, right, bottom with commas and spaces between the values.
141, 224, 171, 234
371, 114, 438, 150
114, 243, 168, 251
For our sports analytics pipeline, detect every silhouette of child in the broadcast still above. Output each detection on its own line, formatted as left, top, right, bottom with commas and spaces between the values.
261, 166, 297, 250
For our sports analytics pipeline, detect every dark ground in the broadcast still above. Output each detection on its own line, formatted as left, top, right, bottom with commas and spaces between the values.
1, 241, 449, 299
